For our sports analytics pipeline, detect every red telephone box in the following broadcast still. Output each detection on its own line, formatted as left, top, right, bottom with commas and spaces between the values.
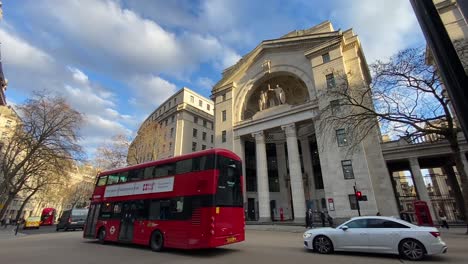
413, 200, 433, 226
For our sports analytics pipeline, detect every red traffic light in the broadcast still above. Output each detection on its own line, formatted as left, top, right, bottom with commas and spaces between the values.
356, 191, 362, 200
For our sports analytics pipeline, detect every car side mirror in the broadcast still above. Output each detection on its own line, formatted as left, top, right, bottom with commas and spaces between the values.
340, 225, 349, 231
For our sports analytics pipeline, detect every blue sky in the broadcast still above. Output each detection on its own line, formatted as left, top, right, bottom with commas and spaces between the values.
0, 0, 425, 159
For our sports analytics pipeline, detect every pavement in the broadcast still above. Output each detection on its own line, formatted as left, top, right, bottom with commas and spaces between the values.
0, 225, 26, 239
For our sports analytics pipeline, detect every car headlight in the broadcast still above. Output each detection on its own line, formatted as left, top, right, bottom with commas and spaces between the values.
303, 233, 312, 239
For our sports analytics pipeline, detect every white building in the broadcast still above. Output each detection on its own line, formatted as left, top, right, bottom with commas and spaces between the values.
211, 21, 399, 223
128, 87, 215, 165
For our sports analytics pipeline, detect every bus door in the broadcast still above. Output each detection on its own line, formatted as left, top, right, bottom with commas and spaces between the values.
84, 204, 101, 238
118, 202, 135, 242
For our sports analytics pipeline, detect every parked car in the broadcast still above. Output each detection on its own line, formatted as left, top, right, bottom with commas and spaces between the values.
23, 216, 41, 229
56, 209, 88, 231
303, 216, 447, 261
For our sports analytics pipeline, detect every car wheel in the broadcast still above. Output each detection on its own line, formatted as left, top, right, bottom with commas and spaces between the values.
399, 239, 425, 261
313, 235, 334, 254
98, 228, 106, 244
150, 230, 164, 252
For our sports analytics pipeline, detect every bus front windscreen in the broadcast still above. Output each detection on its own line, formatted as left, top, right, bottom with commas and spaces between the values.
215, 155, 243, 207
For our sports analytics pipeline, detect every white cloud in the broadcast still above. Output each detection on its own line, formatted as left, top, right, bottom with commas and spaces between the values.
130, 75, 178, 112
196, 77, 215, 89
332, 0, 423, 62
68, 66, 89, 84
0, 27, 54, 73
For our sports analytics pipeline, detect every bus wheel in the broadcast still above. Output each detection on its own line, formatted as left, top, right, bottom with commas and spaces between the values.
150, 230, 164, 252
98, 228, 106, 244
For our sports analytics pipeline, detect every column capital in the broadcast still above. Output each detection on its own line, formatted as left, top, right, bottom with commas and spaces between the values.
281, 123, 297, 138
252, 131, 265, 143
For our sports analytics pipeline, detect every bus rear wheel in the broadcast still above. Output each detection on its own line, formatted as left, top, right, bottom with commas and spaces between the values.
150, 230, 164, 252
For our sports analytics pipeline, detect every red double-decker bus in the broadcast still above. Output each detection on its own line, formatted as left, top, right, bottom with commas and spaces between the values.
84, 149, 244, 251
40, 208, 56, 226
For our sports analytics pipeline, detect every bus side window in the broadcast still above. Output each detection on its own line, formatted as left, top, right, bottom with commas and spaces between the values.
148, 200, 161, 220
160, 200, 171, 220
176, 159, 192, 174
97, 176, 107, 186
155, 163, 175, 178
128, 168, 144, 181
144, 166, 155, 179
113, 203, 122, 219
119, 172, 128, 183
107, 175, 119, 185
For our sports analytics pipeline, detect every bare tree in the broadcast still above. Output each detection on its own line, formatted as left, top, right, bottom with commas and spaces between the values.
0, 93, 83, 219
320, 47, 468, 233
94, 134, 131, 170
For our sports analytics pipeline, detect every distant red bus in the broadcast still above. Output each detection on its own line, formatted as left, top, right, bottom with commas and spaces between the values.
41, 208, 56, 226
84, 149, 245, 251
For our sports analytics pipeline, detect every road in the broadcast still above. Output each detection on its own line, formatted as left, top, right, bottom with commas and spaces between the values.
0, 228, 467, 264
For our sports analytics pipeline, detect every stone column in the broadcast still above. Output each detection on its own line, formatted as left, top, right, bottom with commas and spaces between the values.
409, 157, 436, 220
282, 124, 306, 223
461, 152, 468, 178
300, 138, 315, 201
233, 135, 247, 207
252, 131, 271, 222
276, 142, 290, 219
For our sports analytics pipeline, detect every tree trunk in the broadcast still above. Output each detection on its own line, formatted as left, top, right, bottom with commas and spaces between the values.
447, 137, 468, 234
0, 194, 15, 220
15, 189, 39, 222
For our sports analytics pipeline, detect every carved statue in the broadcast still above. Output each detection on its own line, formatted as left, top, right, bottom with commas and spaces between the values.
258, 89, 267, 111
268, 84, 286, 105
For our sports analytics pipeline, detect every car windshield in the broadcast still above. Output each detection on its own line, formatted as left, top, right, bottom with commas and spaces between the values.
28, 217, 41, 221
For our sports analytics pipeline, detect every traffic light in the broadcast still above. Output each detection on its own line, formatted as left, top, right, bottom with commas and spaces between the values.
355, 191, 363, 201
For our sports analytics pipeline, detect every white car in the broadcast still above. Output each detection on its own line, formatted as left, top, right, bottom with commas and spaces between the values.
303, 216, 447, 260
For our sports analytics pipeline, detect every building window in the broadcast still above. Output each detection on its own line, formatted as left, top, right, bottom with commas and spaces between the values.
336, 129, 347, 146
203, 120, 207, 127
190, 96, 194, 103
222, 94, 226, 101
165, 119, 168, 126
170, 128, 174, 137
330, 100, 340, 115
171, 115, 175, 123
174, 98, 176, 104
192, 142, 197, 152
222, 110, 227, 122
222, 130, 227, 143
169, 142, 172, 150
211, 135, 214, 143
202, 132, 207, 141
207, 104, 211, 111
322, 53, 330, 63
341, 160, 354, 179
194, 116, 198, 124
326, 73, 335, 88
199, 100, 203, 107
202, 144, 206, 150
349, 194, 358, 210
168, 102, 171, 108
193, 128, 198, 138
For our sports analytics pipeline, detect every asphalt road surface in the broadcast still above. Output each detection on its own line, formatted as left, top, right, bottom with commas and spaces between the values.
0, 229, 467, 264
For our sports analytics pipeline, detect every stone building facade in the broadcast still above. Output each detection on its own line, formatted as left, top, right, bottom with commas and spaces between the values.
128, 87, 215, 165
211, 21, 398, 223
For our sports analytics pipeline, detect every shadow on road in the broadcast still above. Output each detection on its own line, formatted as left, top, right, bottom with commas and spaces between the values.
304, 249, 449, 262
82, 240, 240, 257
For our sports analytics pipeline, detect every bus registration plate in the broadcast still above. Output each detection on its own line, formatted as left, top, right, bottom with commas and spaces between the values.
226, 236, 237, 243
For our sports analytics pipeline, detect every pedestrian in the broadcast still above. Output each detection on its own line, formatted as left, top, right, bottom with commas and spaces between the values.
305, 209, 311, 228
320, 210, 326, 227
4, 217, 10, 228
439, 212, 449, 229
327, 214, 333, 227
376, 212, 381, 216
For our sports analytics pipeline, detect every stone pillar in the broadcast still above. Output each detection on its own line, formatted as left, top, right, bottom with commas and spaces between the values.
233, 136, 247, 207
276, 142, 290, 219
282, 124, 306, 223
409, 157, 436, 220
461, 151, 468, 178
252, 131, 271, 222
300, 138, 315, 201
